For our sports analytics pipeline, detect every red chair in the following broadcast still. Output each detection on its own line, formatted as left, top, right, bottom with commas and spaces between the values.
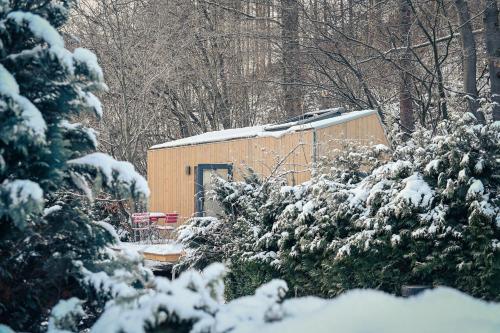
151, 212, 179, 241
165, 212, 179, 225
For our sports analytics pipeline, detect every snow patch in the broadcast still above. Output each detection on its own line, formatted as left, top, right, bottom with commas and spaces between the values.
0, 64, 46, 138
60, 120, 98, 148
242, 287, 500, 333
73, 48, 104, 82
50, 297, 84, 321
395, 173, 434, 208
3, 179, 43, 206
68, 152, 149, 197
7, 11, 64, 47
466, 179, 484, 200
43, 205, 62, 216
95, 220, 120, 243
118, 242, 183, 255
424, 159, 440, 173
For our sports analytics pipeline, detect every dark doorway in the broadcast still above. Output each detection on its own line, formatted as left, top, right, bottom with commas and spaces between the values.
194, 164, 233, 217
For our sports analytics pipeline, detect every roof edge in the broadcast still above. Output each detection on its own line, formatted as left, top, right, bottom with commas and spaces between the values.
149, 109, 377, 150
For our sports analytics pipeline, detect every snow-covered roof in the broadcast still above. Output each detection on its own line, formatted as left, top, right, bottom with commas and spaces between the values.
150, 109, 377, 150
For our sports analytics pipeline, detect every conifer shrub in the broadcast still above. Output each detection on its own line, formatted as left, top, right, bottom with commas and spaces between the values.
178, 115, 500, 300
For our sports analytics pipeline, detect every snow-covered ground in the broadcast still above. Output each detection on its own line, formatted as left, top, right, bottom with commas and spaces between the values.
226, 287, 500, 333
118, 241, 183, 255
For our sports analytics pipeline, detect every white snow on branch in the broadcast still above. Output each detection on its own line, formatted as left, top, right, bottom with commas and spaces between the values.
95, 220, 120, 243
0, 64, 46, 138
43, 205, 62, 217
424, 159, 440, 173
60, 120, 98, 148
48, 297, 84, 333
0, 64, 19, 94
68, 152, 149, 197
6, 11, 74, 72
373, 160, 413, 178
7, 11, 64, 47
82, 91, 103, 117
3, 179, 43, 206
6, 12, 107, 85
395, 173, 434, 208
466, 179, 484, 200
373, 144, 390, 153
73, 48, 104, 82
81, 267, 137, 299
90, 263, 225, 333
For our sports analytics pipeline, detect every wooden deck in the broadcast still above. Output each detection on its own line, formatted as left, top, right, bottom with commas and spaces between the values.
142, 251, 182, 263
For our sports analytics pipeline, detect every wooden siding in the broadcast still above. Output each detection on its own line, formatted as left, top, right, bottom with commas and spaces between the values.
147, 112, 388, 222
316, 113, 389, 156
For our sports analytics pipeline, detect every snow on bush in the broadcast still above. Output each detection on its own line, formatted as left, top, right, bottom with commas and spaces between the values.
48, 261, 500, 333
178, 114, 500, 300
47, 297, 84, 333
84, 261, 226, 333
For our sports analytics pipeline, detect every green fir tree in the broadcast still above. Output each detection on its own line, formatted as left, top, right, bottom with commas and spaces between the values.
0, 1, 147, 331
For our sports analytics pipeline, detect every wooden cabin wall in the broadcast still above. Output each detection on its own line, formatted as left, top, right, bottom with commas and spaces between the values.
147, 130, 313, 221
147, 112, 388, 222
315, 113, 389, 157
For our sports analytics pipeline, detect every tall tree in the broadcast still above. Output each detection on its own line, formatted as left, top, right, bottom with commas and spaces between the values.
0, 1, 147, 331
483, 0, 500, 121
399, 0, 415, 133
281, 0, 304, 118
454, 0, 484, 122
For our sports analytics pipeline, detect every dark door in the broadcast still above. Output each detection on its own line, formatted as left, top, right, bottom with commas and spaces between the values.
195, 164, 233, 217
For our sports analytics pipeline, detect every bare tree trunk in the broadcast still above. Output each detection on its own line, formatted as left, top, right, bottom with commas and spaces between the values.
340, 0, 345, 32
281, 0, 304, 118
454, 0, 485, 122
348, 0, 354, 33
483, 0, 500, 121
399, 0, 415, 133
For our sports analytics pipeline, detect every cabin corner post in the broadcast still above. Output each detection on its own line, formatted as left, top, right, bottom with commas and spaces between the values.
146, 148, 153, 212
312, 128, 318, 164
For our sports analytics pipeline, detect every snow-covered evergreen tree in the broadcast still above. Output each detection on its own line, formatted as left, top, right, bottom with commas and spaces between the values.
176, 171, 284, 299
0, 1, 147, 330
177, 147, 388, 298
313, 115, 500, 299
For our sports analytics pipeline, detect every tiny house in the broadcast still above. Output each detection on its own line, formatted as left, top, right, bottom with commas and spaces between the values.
147, 108, 389, 222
